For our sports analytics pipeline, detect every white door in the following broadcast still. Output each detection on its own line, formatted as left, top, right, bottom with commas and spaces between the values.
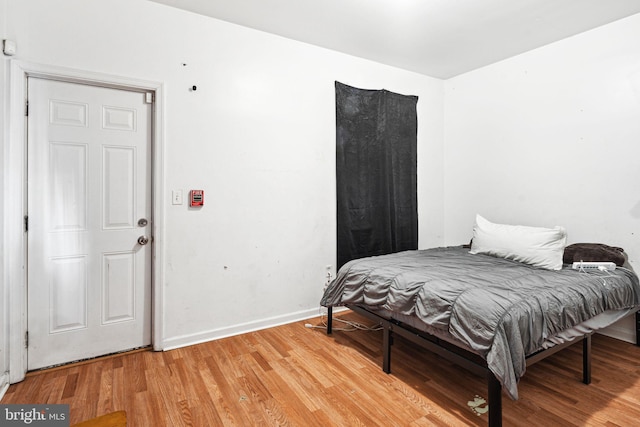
27, 77, 152, 370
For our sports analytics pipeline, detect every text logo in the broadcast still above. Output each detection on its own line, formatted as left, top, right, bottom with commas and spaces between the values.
0, 405, 69, 426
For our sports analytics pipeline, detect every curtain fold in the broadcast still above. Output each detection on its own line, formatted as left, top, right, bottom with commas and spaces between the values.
335, 81, 418, 269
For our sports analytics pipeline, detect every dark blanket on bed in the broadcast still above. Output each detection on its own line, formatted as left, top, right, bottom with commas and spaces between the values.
563, 242, 626, 266
320, 246, 640, 400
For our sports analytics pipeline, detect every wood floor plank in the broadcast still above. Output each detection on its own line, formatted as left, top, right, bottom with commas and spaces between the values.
109, 359, 127, 424
74, 363, 102, 423
205, 353, 266, 426
96, 363, 114, 415
2, 311, 640, 426
46, 372, 69, 404
30, 371, 58, 404
144, 366, 192, 427
61, 372, 79, 399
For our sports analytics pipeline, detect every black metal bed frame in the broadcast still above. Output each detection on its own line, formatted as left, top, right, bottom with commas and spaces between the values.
325, 305, 633, 427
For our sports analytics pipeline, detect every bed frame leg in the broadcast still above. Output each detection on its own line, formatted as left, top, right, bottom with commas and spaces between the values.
487, 372, 502, 427
583, 333, 591, 384
382, 326, 391, 374
327, 307, 333, 334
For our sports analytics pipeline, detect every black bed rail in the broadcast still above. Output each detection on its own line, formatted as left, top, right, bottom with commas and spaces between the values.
326, 305, 592, 427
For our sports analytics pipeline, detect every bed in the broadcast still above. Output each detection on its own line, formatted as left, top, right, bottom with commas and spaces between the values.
320, 240, 640, 426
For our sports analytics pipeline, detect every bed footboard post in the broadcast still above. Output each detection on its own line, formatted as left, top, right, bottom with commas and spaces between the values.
583, 333, 592, 384
487, 372, 502, 427
327, 307, 333, 335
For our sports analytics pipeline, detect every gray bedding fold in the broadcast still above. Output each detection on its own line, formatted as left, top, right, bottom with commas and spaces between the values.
320, 246, 640, 400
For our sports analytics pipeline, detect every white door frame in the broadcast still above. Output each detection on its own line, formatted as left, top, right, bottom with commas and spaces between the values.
6, 61, 165, 383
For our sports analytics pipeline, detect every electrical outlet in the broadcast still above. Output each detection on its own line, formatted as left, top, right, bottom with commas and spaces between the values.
324, 274, 332, 292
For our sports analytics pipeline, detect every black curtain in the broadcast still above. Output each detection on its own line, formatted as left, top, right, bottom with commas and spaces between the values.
335, 81, 418, 269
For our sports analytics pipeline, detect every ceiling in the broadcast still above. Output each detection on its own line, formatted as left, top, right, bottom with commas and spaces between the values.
149, 0, 640, 79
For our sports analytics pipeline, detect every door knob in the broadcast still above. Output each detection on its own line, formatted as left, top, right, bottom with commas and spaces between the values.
137, 235, 150, 245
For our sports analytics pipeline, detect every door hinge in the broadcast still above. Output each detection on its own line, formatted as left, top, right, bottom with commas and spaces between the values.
24, 215, 28, 232
25, 100, 29, 116
145, 92, 154, 104
25, 331, 28, 348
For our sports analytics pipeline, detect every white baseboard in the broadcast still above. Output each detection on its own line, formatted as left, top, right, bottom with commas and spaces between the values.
160, 307, 338, 351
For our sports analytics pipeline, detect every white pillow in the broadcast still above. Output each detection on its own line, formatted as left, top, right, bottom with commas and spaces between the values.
469, 214, 567, 270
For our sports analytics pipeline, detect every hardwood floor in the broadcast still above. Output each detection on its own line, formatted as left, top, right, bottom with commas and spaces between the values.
3, 311, 640, 426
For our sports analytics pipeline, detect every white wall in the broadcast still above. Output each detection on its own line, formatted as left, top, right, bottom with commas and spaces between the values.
1, 0, 444, 362
443, 14, 640, 341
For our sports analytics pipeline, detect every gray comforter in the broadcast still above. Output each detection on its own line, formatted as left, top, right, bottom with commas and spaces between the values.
320, 246, 640, 400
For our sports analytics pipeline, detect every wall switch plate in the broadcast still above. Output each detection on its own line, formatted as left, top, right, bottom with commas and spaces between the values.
172, 190, 183, 205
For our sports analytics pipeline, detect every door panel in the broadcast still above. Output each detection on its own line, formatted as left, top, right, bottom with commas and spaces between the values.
50, 255, 88, 333
27, 78, 152, 370
103, 146, 136, 228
